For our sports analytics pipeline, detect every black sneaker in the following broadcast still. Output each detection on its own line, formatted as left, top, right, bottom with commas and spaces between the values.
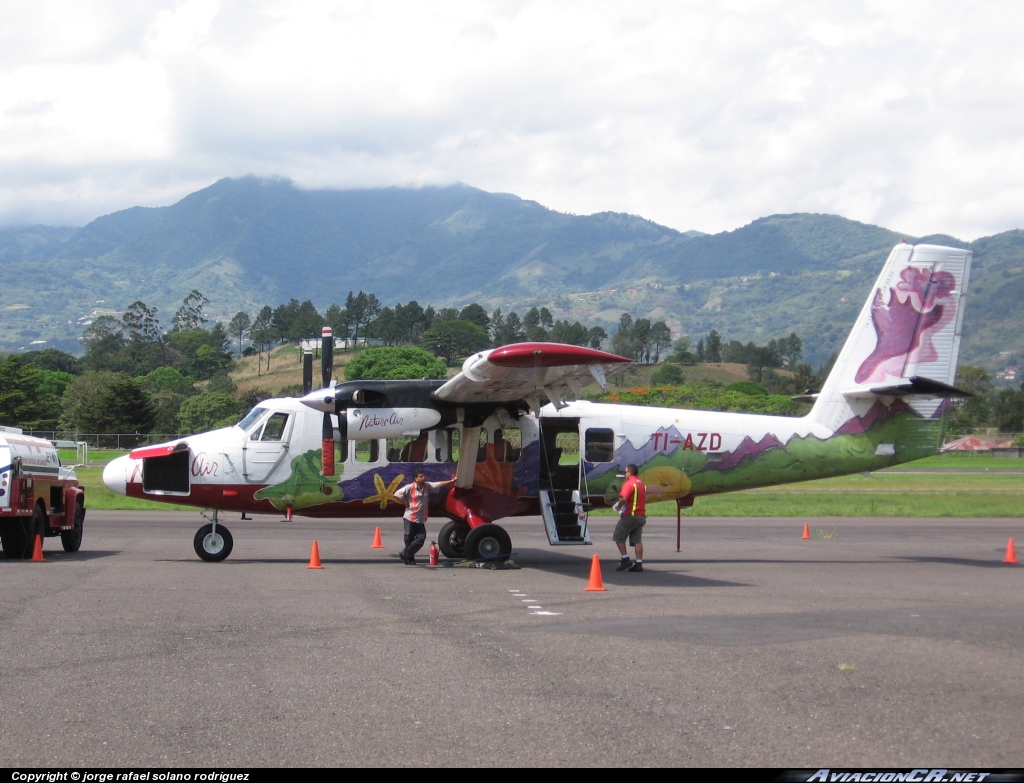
616, 559, 632, 572
628, 562, 643, 572
406, 555, 417, 566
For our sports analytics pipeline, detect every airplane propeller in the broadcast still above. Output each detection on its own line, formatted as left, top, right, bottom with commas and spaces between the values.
301, 327, 337, 477
321, 327, 335, 477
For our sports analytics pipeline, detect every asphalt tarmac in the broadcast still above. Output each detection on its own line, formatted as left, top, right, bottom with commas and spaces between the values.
2, 511, 1022, 768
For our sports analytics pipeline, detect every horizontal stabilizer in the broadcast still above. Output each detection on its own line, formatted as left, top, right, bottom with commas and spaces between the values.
841, 376, 973, 400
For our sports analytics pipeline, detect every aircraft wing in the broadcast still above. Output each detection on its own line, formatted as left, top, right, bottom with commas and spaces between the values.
432, 342, 632, 410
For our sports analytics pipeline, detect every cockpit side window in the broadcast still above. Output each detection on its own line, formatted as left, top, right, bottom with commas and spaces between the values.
237, 407, 268, 432
259, 413, 289, 442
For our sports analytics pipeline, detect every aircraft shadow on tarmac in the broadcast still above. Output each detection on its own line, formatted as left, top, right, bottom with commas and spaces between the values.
2, 550, 120, 562
891, 555, 1020, 569
153, 551, 749, 589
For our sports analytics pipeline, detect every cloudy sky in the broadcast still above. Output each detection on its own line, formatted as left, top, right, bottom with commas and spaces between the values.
2, 0, 1021, 240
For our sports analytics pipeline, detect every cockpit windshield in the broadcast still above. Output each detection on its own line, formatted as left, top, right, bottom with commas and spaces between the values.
236, 407, 268, 432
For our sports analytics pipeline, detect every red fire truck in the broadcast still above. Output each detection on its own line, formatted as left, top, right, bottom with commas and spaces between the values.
0, 427, 85, 559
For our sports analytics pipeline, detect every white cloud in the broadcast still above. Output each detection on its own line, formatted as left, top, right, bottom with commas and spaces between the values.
1, 0, 1023, 240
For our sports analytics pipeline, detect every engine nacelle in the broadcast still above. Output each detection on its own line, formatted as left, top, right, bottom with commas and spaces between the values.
345, 408, 442, 440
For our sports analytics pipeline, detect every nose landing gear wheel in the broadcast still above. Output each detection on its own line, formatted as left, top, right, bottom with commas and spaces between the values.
194, 523, 233, 562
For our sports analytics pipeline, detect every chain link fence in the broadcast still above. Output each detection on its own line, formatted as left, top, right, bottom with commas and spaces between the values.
22, 432, 185, 450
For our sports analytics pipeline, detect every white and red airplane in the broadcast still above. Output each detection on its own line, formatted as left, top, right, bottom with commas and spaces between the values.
103, 242, 971, 562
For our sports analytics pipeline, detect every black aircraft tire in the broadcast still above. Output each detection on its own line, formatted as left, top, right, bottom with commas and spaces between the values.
193, 523, 233, 562
61, 501, 85, 553
437, 521, 469, 559
463, 524, 512, 561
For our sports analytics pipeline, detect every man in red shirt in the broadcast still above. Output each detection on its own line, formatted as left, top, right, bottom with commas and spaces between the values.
613, 464, 646, 572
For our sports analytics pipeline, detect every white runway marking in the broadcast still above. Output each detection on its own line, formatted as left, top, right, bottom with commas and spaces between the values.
509, 589, 562, 617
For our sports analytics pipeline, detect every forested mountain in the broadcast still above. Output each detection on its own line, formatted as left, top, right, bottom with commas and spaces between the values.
0, 176, 1018, 372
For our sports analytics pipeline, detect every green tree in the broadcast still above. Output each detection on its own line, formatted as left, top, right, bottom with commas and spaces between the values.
20, 348, 80, 374
34, 369, 76, 402
650, 364, 685, 385
250, 306, 275, 375
82, 315, 127, 372
177, 393, 243, 434
524, 307, 547, 341
993, 382, 1024, 433
459, 303, 491, 331
420, 320, 491, 365
649, 321, 672, 363
948, 365, 994, 436
59, 371, 156, 434
548, 320, 590, 346
139, 367, 198, 435
493, 310, 526, 346
228, 311, 252, 359
171, 290, 209, 332
669, 336, 696, 365
122, 300, 162, 344
344, 347, 447, 381
706, 329, 723, 363
0, 356, 52, 429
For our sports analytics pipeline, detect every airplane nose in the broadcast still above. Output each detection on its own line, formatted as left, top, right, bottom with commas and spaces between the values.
299, 387, 335, 412
102, 456, 129, 496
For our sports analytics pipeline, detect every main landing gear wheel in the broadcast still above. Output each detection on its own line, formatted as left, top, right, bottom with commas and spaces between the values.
437, 520, 470, 558
61, 501, 84, 553
463, 524, 512, 561
194, 523, 233, 562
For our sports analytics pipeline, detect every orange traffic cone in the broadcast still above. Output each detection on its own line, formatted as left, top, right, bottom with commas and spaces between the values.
308, 540, 324, 569
371, 527, 384, 548
1004, 538, 1018, 564
802, 523, 812, 540
29, 534, 44, 562
584, 554, 606, 592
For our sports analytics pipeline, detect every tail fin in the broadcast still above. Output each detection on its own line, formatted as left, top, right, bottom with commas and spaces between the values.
808, 242, 972, 432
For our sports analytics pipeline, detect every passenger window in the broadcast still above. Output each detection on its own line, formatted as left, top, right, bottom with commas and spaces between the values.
437, 428, 460, 463
354, 440, 380, 463
389, 433, 428, 462
585, 428, 615, 462
494, 428, 521, 462
260, 413, 289, 441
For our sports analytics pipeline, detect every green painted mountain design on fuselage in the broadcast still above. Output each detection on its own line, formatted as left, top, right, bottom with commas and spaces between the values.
588, 404, 946, 502
253, 449, 344, 510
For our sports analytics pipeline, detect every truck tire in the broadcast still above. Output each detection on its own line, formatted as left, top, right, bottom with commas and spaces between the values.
61, 501, 84, 552
1, 516, 32, 559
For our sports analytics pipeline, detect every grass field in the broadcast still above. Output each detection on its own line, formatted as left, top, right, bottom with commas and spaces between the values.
67, 450, 1024, 516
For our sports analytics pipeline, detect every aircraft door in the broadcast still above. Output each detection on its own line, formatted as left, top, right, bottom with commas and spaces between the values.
244, 411, 292, 482
537, 417, 590, 544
